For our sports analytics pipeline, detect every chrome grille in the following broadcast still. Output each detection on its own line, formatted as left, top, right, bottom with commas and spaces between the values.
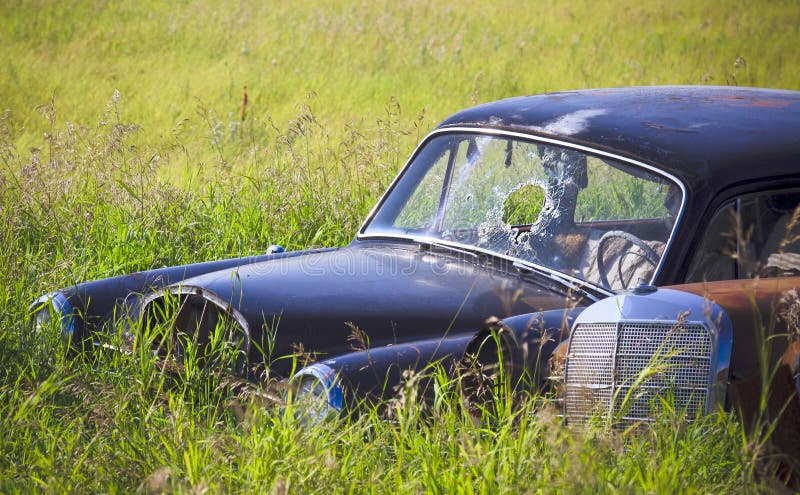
564, 321, 713, 426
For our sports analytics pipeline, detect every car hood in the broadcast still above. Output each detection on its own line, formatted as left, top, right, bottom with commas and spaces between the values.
154, 241, 583, 364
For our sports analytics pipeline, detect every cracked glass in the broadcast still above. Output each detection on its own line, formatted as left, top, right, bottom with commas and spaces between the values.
364, 133, 682, 291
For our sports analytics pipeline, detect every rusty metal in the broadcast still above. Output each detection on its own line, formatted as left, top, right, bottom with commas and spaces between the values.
670, 277, 800, 461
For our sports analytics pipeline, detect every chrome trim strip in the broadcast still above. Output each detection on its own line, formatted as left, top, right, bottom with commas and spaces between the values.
563, 289, 732, 422
709, 300, 733, 414
30, 292, 76, 338
609, 321, 622, 417
617, 384, 711, 392
140, 285, 252, 340
356, 126, 688, 293
615, 352, 712, 359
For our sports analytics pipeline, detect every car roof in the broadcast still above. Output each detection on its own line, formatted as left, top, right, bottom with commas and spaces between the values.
437, 86, 800, 192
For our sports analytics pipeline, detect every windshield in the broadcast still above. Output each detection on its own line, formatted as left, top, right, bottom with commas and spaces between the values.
362, 132, 683, 291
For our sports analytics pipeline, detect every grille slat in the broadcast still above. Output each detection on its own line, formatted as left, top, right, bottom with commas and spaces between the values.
564, 321, 713, 426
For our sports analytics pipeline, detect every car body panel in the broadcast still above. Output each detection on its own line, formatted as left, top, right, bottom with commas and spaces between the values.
49, 248, 333, 341
672, 277, 800, 383
309, 333, 476, 409
163, 241, 586, 373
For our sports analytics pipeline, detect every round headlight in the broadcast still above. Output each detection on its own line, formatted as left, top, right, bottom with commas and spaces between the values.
30, 292, 76, 341
291, 363, 343, 424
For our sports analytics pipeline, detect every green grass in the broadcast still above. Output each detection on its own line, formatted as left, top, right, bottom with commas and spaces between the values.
2, 0, 798, 172
2, 0, 800, 492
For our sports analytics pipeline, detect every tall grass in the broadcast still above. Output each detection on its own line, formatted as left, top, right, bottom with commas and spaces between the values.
0, 96, 779, 492
2, 0, 800, 491
0, 322, 756, 493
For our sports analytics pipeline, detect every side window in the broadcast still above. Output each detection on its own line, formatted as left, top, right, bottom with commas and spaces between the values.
686, 188, 800, 283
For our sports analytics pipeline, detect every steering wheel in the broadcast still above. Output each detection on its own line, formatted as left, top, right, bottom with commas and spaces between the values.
596, 230, 660, 290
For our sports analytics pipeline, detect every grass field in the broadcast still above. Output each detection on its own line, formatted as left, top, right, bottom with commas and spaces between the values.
2, 0, 800, 492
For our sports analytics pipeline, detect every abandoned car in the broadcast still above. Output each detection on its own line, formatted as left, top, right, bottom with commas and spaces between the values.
31, 87, 800, 435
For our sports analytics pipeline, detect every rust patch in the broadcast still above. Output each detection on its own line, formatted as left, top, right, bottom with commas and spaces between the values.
669, 277, 800, 313
670, 278, 800, 374
672, 277, 800, 464
751, 99, 791, 108
728, 363, 800, 470
782, 339, 800, 372
710, 95, 793, 109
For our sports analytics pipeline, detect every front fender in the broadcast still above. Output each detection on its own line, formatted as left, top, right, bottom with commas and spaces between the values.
29, 247, 312, 344
293, 333, 474, 412
460, 308, 585, 391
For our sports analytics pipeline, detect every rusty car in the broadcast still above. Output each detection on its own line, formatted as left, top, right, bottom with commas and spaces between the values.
31, 87, 800, 438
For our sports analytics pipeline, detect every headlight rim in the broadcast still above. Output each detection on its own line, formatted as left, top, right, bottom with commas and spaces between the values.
290, 363, 344, 422
29, 292, 76, 340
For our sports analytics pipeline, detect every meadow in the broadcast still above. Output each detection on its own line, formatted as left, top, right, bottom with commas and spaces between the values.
2, 0, 800, 492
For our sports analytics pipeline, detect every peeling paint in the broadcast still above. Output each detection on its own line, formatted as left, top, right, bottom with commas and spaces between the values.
529, 109, 607, 136
711, 95, 794, 108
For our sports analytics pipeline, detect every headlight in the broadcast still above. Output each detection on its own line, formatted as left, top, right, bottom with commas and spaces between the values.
29, 292, 76, 341
290, 363, 344, 424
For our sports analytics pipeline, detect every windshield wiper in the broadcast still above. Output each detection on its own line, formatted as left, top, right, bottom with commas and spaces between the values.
415, 237, 607, 302
420, 239, 480, 261
512, 259, 609, 302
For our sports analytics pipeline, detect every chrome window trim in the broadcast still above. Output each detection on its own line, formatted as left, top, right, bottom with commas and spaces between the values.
357, 127, 688, 294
